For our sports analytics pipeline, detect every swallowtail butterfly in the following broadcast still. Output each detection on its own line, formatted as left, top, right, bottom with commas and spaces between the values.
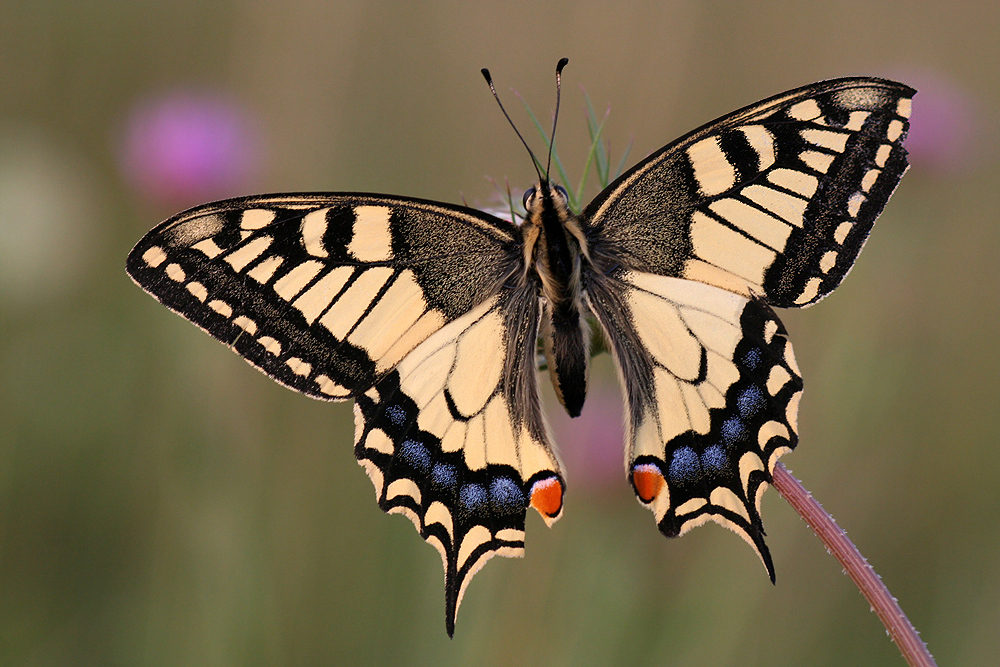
127, 60, 912, 635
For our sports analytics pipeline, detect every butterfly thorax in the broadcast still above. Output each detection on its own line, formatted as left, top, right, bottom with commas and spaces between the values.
520, 182, 592, 417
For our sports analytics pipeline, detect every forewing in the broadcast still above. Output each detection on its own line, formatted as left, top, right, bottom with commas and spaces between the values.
353, 283, 564, 636
126, 193, 520, 398
584, 78, 914, 307
587, 270, 802, 574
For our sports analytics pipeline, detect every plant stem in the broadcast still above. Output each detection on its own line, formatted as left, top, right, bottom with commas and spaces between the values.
770, 462, 937, 667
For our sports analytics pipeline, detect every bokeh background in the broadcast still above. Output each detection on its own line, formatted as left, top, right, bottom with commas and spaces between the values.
2, 2, 998, 665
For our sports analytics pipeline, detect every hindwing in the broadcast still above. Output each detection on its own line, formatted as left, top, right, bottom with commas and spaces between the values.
585, 77, 913, 307
587, 270, 802, 573
353, 284, 563, 636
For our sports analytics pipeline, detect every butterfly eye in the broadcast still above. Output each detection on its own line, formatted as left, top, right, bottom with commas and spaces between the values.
554, 185, 569, 201
522, 187, 536, 209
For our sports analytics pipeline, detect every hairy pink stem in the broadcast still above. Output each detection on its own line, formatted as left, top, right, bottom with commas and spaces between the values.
771, 462, 937, 667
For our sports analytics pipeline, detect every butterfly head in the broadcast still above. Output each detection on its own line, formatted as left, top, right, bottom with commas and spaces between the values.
522, 181, 571, 217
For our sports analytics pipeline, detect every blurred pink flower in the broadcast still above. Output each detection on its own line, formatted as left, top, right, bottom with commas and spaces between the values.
119, 90, 262, 207
894, 70, 982, 175
549, 381, 625, 491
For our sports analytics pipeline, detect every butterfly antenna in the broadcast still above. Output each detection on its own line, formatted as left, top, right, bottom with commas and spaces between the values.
545, 57, 569, 182
482, 67, 544, 183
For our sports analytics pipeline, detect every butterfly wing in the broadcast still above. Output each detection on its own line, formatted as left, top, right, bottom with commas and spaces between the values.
127, 193, 523, 398
582, 78, 911, 571
354, 283, 564, 636
127, 193, 564, 633
585, 77, 913, 307
587, 270, 800, 574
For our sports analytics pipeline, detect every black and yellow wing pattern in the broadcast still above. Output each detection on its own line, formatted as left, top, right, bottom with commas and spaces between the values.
127, 75, 912, 634
584, 77, 912, 573
126, 194, 565, 636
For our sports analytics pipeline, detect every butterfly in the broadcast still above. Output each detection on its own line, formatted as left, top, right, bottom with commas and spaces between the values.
127, 59, 912, 635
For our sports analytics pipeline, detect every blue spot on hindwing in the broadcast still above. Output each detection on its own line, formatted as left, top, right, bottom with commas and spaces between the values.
398, 439, 430, 473
668, 446, 700, 484
737, 385, 766, 418
741, 346, 763, 370
488, 477, 525, 514
431, 463, 457, 493
384, 404, 408, 427
701, 444, 727, 472
460, 483, 488, 514
721, 417, 748, 446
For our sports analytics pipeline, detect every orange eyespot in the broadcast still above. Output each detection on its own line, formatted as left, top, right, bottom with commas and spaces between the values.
632, 464, 665, 503
529, 476, 564, 518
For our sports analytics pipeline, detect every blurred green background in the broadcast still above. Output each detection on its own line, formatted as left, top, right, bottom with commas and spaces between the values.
2, 2, 998, 665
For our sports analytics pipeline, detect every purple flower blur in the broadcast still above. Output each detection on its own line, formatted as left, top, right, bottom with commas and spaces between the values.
119, 90, 262, 207
548, 381, 625, 491
894, 70, 982, 175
